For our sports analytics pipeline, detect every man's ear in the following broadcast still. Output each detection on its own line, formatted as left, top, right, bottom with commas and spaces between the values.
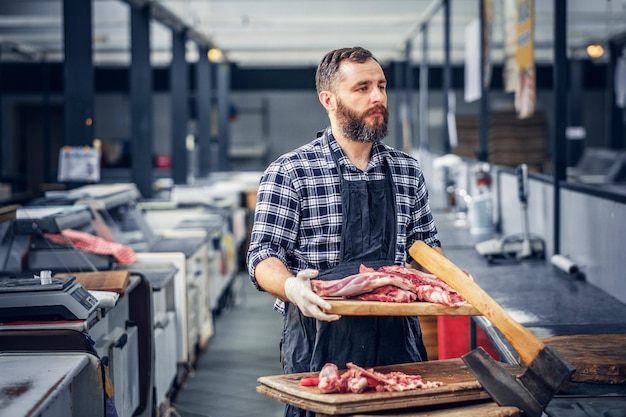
318, 91, 336, 111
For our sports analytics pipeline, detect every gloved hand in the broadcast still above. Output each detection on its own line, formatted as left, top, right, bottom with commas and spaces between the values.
284, 269, 340, 322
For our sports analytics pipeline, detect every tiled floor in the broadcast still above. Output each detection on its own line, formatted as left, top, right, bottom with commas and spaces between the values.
171, 273, 286, 417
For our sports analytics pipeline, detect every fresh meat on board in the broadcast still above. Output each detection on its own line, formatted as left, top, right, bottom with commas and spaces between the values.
311, 271, 415, 298
307, 362, 445, 394
310, 264, 468, 307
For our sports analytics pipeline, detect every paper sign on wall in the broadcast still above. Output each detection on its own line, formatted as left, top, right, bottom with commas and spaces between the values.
58, 146, 101, 182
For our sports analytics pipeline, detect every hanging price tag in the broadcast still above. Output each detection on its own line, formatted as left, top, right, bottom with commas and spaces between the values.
58, 146, 101, 182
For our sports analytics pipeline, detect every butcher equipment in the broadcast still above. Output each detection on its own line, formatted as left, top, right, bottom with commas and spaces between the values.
14, 205, 94, 234
44, 184, 214, 361
475, 163, 545, 262
409, 241, 575, 417
0, 274, 99, 321
8, 205, 115, 272
44, 184, 209, 259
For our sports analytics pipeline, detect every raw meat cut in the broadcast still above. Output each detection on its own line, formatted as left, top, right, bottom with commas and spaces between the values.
353, 285, 417, 303
317, 363, 343, 393
310, 271, 415, 298
345, 362, 445, 391
310, 264, 468, 307
305, 362, 444, 394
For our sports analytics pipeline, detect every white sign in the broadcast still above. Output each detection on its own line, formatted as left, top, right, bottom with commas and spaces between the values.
58, 146, 101, 182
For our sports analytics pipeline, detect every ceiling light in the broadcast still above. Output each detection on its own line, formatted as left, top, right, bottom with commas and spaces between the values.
208, 48, 223, 62
586, 43, 604, 59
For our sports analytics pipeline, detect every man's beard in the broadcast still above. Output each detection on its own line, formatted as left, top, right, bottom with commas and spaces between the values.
336, 99, 389, 143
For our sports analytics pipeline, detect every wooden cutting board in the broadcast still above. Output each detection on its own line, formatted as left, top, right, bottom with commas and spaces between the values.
257, 358, 519, 416
56, 270, 130, 295
542, 334, 626, 384
325, 300, 480, 316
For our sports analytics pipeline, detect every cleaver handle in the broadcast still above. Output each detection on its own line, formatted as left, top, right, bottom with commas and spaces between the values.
409, 240, 544, 366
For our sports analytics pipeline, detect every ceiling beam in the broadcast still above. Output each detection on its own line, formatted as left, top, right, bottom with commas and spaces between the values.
120, 0, 218, 52
402, 0, 443, 45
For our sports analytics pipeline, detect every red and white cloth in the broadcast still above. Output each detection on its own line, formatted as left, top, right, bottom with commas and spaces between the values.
44, 229, 138, 264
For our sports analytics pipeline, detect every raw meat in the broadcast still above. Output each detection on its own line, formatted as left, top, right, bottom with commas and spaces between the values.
317, 363, 343, 393
310, 271, 415, 298
353, 285, 417, 303
346, 362, 445, 391
305, 362, 444, 394
310, 264, 468, 307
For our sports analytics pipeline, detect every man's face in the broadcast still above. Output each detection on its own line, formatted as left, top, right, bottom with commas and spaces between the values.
333, 59, 389, 143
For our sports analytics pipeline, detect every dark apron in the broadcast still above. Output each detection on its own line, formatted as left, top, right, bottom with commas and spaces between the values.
282, 146, 427, 417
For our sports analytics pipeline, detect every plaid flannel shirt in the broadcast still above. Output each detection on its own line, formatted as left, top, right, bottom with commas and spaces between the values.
247, 127, 440, 313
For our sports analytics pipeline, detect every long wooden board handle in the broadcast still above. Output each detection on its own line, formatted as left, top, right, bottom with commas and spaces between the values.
409, 240, 544, 365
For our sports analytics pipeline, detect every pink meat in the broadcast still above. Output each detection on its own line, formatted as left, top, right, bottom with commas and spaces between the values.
346, 362, 445, 391
311, 362, 445, 394
317, 363, 341, 393
316, 363, 372, 394
310, 272, 416, 298
374, 265, 458, 292
359, 264, 467, 306
353, 286, 417, 303
311, 264, 468, 307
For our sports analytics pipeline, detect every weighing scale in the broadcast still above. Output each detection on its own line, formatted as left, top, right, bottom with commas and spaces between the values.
13, 205, 94, 235
0, 275, 99, 321
8, 205, 115, 272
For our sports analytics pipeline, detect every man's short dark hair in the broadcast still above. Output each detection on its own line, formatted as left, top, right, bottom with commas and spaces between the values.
315, 47, 378, 94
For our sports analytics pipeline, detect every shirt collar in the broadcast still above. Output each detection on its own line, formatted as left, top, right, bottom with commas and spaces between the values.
323, 127, 389, 171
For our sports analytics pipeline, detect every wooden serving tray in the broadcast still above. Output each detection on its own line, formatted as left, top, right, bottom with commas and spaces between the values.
324, 300, 480, 317
257, 358, 517, 415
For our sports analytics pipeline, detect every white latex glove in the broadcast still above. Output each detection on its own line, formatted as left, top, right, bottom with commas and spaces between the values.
284, 269, 340, 322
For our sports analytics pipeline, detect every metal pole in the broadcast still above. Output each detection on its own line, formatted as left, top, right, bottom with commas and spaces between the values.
568, 59, 584, 167
404, 40, 413, 152
216, 62, 231, 171
419, 24, 430, 150
63, 0, 94, 147
170, 29, 189, 184
130, 4, 154, 197
442, 0, 451, 154
552, 0, 567, 255
608, 39, 624, 150
42, 56, 52, 183
196, 47, 212, 177
478, 0, 490, 162
394, 59, 404, 150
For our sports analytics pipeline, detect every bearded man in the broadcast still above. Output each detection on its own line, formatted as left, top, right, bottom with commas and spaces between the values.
247, 47, 443, 417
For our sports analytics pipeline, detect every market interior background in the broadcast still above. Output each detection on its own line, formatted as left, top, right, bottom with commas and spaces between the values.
0, 1, 625, 417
